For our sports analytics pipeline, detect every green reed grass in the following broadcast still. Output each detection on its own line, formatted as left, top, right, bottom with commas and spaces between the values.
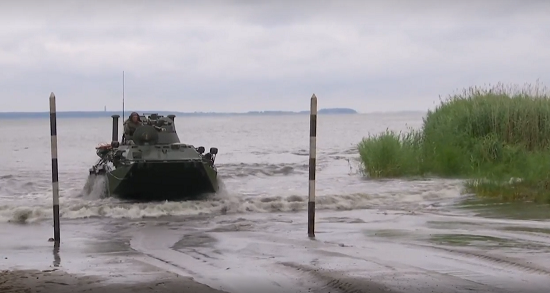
358, 81, 550, 203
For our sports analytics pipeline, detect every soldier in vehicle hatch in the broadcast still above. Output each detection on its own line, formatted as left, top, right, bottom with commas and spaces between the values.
123, 112, 142, 140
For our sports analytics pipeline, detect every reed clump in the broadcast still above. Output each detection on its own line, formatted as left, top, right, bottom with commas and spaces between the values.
358, 82, 550, 203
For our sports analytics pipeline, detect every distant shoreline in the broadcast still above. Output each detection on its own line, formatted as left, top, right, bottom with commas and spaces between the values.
0, 108, 358, 119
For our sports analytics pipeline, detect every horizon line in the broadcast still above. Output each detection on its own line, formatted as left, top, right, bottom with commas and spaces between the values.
0, 109, 427, 115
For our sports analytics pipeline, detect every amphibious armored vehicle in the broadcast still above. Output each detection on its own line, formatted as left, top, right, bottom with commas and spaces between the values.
89, 113, 219, 201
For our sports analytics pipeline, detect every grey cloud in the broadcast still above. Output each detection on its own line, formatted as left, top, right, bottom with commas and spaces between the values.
1, 0, 549, 112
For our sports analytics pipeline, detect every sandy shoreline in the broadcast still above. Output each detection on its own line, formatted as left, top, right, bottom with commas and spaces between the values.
2, 209, 550, 293
0, 268, 229, 293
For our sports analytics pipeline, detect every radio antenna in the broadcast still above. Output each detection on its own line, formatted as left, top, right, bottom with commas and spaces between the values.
122, 71, 125, 119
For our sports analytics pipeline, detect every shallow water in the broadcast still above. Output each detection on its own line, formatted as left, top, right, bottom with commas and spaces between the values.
0, 112, 478, 223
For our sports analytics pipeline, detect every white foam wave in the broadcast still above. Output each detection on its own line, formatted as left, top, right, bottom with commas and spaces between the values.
0, 179, 465, 224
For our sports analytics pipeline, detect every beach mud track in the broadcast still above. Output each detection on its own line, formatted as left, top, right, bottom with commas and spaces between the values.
0, 269, 230, 293
278, 262, 399, 293
127, 210, 550, 293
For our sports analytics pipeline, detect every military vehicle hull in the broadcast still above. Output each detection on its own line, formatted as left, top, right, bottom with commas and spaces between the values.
104, 160, 218, 201
89, 113, 220, 202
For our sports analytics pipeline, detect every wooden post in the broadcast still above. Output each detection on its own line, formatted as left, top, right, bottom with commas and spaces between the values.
49, 92, 60, 244
308, 94, 317, 238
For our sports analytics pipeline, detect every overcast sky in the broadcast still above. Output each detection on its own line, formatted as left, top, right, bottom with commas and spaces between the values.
1, 0, 549, 113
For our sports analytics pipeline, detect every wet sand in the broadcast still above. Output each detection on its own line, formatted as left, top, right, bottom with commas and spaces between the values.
127, 209, 550, 293
0, 269, 229, 293
2, 208, 550, 293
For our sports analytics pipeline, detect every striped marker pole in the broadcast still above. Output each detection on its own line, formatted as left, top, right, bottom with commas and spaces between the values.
308, 94, 317, 238
49, 92, 60, 244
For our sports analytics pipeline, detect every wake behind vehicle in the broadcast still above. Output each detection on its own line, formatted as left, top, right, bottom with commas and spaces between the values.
88, 113, 219, 201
